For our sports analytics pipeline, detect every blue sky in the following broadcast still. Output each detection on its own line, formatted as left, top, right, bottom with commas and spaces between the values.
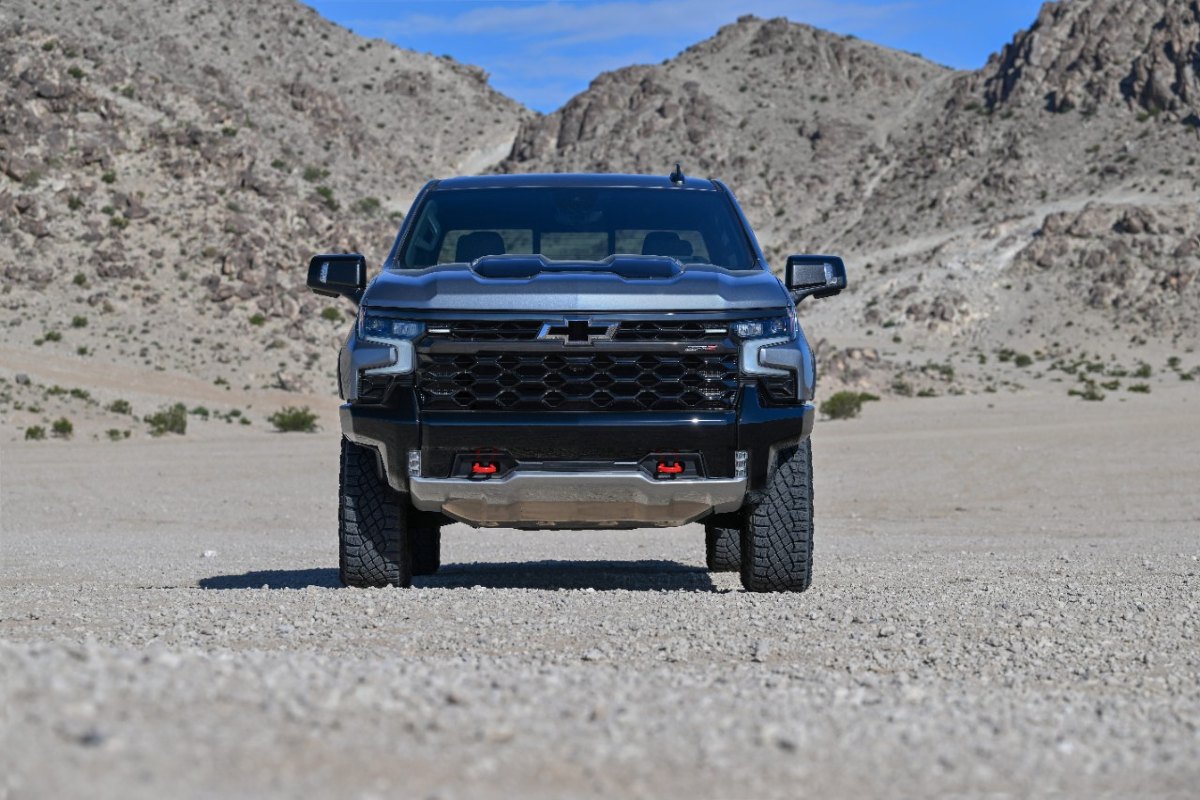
304, 0, 1045, 113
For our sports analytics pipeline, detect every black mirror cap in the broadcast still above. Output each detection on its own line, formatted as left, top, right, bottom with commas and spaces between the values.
307, 253, 367, 302
785, 254, 847, 302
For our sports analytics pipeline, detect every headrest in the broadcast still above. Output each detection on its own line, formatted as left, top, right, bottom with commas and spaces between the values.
455, 231, 506, 263
641, 231, 693, 258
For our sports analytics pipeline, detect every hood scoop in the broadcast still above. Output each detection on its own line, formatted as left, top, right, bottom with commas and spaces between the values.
469, 254, 683, 281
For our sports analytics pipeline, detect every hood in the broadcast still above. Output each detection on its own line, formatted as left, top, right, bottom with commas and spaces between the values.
362, 256, 789, 313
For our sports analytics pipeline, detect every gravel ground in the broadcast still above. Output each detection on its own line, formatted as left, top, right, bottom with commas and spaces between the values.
2, 390, 1198, 799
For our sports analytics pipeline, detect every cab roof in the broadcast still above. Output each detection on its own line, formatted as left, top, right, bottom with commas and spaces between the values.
432, 173, 720, 191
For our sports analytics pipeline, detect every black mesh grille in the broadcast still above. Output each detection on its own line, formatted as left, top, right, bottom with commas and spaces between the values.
416, 351, 739, 412
759, 375, 797, 403
613, 321, 727, 341
425, 320, 729, 343
356, 374, 394, 404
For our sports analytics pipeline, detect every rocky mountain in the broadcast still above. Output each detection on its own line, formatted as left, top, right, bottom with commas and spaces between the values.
2, 0, 1198, 440
1, 0, 527, 411
502, 2, 1200, 392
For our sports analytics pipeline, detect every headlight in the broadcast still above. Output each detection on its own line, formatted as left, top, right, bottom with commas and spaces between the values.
732, 312, 795, 341
359, 313, 424, 342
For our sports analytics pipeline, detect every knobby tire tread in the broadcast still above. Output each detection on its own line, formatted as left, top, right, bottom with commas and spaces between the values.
740, 439, 815, 593
339, 438, 411, 588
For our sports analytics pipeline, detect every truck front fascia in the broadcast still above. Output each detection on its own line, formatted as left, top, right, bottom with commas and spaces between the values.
339, 386, 812, 524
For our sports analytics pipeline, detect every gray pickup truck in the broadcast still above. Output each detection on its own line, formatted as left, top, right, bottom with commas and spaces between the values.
307, 169, 846, 592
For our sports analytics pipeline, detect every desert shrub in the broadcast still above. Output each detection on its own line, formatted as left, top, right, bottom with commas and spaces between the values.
72, 271, 87, 284
268, 406, 318, 433
353, 196, 381, 215
1068, 382, 1105, 401
71, 315, 87, 328
302, 165, 328, 182
107, 399, 131, 414
916, 388, 938, 398
923, 362, 955, 381
821, 391, 870, 420
146, 403, 188, 436
44, 330, 62, 342
1133, 362, 1152, 379
1014, 353, 1033, 368
25, 426, 46, 441
51, 418, 74, 438
320, 307, 341, 322
106, 429, 124, 441
249, 313, 266, 326
189, 406, 210, 419
314, 185, 339, 211
1127, 383, 1151, 394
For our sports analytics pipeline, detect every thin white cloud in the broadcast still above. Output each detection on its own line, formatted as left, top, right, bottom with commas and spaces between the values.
350, 0, 913, 47
489, 46, 666, 83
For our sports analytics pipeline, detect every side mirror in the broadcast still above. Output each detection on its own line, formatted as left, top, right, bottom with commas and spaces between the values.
786, 254, 847, 302
307, 253, 367, 302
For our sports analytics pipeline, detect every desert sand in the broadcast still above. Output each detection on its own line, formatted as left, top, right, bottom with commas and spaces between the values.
3, 387, 1198, 799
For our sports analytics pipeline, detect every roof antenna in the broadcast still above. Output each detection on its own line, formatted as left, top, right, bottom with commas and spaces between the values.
669, 163, 685, 185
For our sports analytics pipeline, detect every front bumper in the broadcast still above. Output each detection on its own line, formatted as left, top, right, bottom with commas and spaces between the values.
410, 471, 746, 528
341, 386, 812, 527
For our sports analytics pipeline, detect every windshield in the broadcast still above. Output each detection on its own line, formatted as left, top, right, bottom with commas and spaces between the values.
395, 187, 757, 270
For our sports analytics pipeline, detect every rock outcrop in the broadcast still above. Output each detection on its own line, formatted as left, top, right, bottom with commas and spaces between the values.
982, 0, 1200, 116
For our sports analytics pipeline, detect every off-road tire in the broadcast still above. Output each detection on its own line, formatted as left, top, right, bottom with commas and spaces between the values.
740, 439, 814, 593
339, 438, 411, 588
704, 514, 741, 572
409, 516, 441, 576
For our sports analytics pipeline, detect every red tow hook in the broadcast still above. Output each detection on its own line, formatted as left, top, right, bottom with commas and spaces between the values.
471, 462, 498, 476
656, 461, 684, 475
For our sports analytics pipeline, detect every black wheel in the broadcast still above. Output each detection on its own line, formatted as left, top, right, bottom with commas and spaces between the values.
409, 513, 442, 576
704, 513, 741, 572
740, 439, 815, 593
339, 438, 411, 588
